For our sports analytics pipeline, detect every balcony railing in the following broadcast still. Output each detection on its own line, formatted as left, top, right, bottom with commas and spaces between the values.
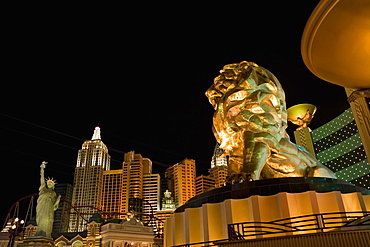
172, 211, 370, 247
228, 211, 370, 240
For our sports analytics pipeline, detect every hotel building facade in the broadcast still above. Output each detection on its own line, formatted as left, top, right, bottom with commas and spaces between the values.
69, 127, 111, 232
209, 143, 228, 188
165, 159, 196, 208
102, 151, 160, 220
69, 128, 160, 231
195, 175, 215, 195
311, 107, 370, 189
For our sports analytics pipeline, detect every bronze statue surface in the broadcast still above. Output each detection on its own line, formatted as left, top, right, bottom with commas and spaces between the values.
205, 61, 336, 183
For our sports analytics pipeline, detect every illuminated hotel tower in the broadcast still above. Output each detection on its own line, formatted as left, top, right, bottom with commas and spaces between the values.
155, 190, 176, 237
102, 151, 159, 221
69, 127, 111, 232
143, 173, 161, 217
209, 143, 228, 188
122, 151, 153, 215
195, 175, 215, 195
165, 158, 196, 208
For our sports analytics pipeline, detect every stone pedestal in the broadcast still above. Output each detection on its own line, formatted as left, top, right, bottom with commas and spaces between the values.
18, 237, 54, 247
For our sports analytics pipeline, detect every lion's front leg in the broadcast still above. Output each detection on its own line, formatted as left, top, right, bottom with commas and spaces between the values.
242, 138, 270, 180
225, 134, 245, 184
226, 154, 244, 184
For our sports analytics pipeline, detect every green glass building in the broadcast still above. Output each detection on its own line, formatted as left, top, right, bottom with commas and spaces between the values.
312, 108, 369, 189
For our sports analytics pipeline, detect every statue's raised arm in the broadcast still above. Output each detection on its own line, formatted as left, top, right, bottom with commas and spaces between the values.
39, 161, 47, 189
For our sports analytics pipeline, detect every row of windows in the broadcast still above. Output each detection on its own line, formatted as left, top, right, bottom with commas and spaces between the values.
312, 109, 354, 141
350, 173, 370, 189
316, 133, 364, 164
311, 107, 369, 189
313, 120, 358, 152
323, 146, 367, 172
335, 159, 370, 182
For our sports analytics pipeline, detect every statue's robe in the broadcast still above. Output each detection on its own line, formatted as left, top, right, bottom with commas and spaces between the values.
35, 185, 57, 238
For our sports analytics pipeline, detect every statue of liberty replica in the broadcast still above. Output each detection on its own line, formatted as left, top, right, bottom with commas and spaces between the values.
35, 161, 61, 239
21, 162, 61, 247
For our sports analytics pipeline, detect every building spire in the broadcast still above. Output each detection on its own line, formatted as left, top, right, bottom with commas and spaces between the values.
91, 126, 101, 140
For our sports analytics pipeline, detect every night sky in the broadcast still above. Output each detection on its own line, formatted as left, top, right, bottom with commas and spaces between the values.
1, 2, 349, 224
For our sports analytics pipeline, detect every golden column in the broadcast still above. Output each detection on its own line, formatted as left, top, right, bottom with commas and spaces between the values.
287, 104, 317, 157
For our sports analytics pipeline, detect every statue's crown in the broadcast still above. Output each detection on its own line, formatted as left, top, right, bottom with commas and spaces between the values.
46, 177, 57, 184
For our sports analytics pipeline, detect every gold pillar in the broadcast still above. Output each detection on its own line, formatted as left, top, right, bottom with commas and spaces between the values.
345, 88, 370, 163
287, 103, 317, 157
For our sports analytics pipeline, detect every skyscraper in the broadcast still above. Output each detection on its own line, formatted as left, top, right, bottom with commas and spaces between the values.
195, 175, 215, 195
209, 143, 228, 188
160, 190, 175, 211
122, 151, 152, 216
155, 190, 175, 238
210, 143, 228, 168
102, 169, 123, 219
53, 183, 73, 233
143, 173, 161, 216
69, 127, 111, 232
165, 158, 196, 208
209, 165, 227, 188
101, 151, 160, 222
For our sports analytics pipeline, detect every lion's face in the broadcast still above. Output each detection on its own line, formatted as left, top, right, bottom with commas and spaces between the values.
206, 61, 253, 109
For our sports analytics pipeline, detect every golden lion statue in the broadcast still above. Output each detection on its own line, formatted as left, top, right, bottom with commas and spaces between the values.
206, 61, 336, 183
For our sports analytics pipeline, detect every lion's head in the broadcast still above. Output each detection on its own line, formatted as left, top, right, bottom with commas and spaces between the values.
206, 61, 288, 153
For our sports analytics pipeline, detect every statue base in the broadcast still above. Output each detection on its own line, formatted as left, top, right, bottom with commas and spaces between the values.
18, 237, 54, 247
176, 177, 370, 212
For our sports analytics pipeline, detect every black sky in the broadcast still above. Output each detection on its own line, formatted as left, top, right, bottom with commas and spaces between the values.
1, 2, 349, 224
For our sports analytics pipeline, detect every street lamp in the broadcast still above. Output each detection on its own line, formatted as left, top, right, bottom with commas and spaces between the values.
7, 218, 25, 247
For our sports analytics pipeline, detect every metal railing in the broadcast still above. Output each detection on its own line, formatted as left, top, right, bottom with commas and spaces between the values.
173, 239, 228, 247
172, 211, 370, 246
228, 211, 370, 240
